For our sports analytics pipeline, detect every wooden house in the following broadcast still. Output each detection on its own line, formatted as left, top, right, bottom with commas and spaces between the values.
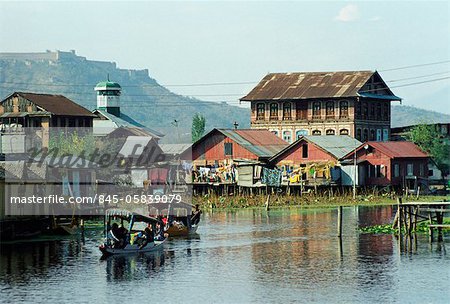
184, 128, 288, 185
240, 71, 401, 143
269, 135, 361, 186
0, 92, 95, 151
341, 141, 429, 191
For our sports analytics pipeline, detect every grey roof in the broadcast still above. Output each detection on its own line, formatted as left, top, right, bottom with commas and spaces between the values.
304, 135, 362, 159
159, 143, 192, 155
217, 129, 288, 158
119, 136, 153, 157
270, 135, 362, 163
93, 109, 164, 138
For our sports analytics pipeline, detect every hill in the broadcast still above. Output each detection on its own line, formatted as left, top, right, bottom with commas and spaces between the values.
1, 51, 449, 140
0, 50, 250, 143
391, 105, 450, 128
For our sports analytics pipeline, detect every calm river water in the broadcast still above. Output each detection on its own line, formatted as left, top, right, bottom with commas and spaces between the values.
1, 205, 449, 303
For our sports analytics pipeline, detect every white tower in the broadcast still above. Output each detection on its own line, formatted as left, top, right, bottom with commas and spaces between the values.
94, 78, 121, 117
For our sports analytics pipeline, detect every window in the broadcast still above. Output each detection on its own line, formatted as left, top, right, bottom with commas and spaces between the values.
419, 163, 424, 176
394, 164, 400, 177
340, 129, 349, 135
256, 103, 265, 120
382, 129, 389, 141
340, 101, 348, 118
356, 102, 361, 118
283, 130, 292, 143
224, 143, 233, 156
296, 102, 308, 120
296, 129, 308, 139
383, 103, 389, 121
271, 130, 278, 136
407, 163, 413, 176
363, 129, 369, 141
326, 129, 335, 135
312, 102, 321, 118
376, 129, 382, 141
370, 104, 375, 119
362, 102, 368, 119
326, 101, 334, 118
302, 144, 308, 158
356, 129, 362, 141
370, 129, 375, 141
283, 102, 292, 120
270, 103, 278, 119
376, 103, 382, 120
312, 130, 321, 136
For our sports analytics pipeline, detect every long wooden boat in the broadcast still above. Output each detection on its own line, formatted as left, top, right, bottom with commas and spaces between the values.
99, 209, 166, 256
148, 201, 201, 237
99, 239, 165, 255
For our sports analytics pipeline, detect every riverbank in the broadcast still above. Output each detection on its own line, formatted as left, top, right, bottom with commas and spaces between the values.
192, 193, 449, 210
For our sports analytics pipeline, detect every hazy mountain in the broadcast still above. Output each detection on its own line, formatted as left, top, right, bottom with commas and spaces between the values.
0, 51, 250, 143
1, 51, 448, 141
391, 105, 450, 127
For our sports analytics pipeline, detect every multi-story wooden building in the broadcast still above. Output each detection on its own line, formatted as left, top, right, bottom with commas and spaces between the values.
240, 71, 401, 143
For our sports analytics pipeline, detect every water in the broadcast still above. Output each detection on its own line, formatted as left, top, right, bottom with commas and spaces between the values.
1, 206, 449, 303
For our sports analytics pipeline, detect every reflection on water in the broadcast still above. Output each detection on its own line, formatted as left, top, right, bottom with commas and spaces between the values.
1, 206, 449, 303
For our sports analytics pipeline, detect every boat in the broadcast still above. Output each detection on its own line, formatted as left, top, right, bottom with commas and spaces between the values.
99, 209, 166, 256
148, 201, 201, 237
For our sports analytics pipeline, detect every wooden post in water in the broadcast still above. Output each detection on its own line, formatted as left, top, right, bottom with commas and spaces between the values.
337, 206, 343, 238
428, 213, 433, 243
265, 194, 270, 211
397, 197, 402, 235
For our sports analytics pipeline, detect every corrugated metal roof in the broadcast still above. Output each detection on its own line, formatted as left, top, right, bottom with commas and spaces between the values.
305, 136, 362, 159
240, 71, 400, 101
365, 141, 428, 158
218, 129, 288, 158
3, 92, 96, 117
119, 136, 153, 157
159, 143, 192, 155
270, 135, 362, 162
94, 109, 164, 138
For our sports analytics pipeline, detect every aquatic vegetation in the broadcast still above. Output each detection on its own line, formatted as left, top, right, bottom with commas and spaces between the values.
360, 219, 450, 234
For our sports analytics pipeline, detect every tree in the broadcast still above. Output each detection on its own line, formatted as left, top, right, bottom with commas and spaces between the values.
408, 124, 450, 177
192, 113, 206, 142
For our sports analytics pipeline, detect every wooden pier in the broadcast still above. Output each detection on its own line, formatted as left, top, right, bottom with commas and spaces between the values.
393, 199, 450, 242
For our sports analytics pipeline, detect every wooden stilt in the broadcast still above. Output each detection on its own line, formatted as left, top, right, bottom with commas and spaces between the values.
337, 206, 343, 238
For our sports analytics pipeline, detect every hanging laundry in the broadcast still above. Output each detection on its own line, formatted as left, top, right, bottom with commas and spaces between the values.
262, 167, 282, 187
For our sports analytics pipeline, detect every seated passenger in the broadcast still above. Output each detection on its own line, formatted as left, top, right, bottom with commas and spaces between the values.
154, 222, 165, 241
191, 204, 202, 226
139, 223, 154, 249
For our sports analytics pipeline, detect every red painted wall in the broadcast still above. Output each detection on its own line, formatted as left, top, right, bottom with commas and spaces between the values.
273, 139, 338, 166
354, 147, 428, 186
191, 132, 258, 162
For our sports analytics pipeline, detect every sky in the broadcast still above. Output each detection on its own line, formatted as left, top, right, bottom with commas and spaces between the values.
0, 1, 449, 113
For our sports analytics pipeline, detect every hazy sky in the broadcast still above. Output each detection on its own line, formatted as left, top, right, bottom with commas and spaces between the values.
1, 1, 449, 113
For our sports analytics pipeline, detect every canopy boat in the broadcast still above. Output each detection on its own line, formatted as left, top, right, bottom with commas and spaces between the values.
99, 209, 166, 256
148, 201, 201, 237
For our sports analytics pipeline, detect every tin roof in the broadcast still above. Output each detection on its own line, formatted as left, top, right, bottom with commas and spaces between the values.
93, 109, 164, 138
159, 143, 192, 155
3, 92, 96, 117
363, 141, 428, 158
217, 129, 288, 158
270, 135, 362, 162
240, 71, 401, 101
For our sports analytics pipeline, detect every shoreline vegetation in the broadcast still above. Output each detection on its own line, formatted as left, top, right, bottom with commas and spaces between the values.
192, 194, 449, 210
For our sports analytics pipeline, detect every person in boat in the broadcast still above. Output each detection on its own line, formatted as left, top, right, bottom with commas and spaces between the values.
117, 224, 129, 246
191, 204, 202, 226
154, 222, 165, 241
109, 223, 123, 248
139, 222, 155, 249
